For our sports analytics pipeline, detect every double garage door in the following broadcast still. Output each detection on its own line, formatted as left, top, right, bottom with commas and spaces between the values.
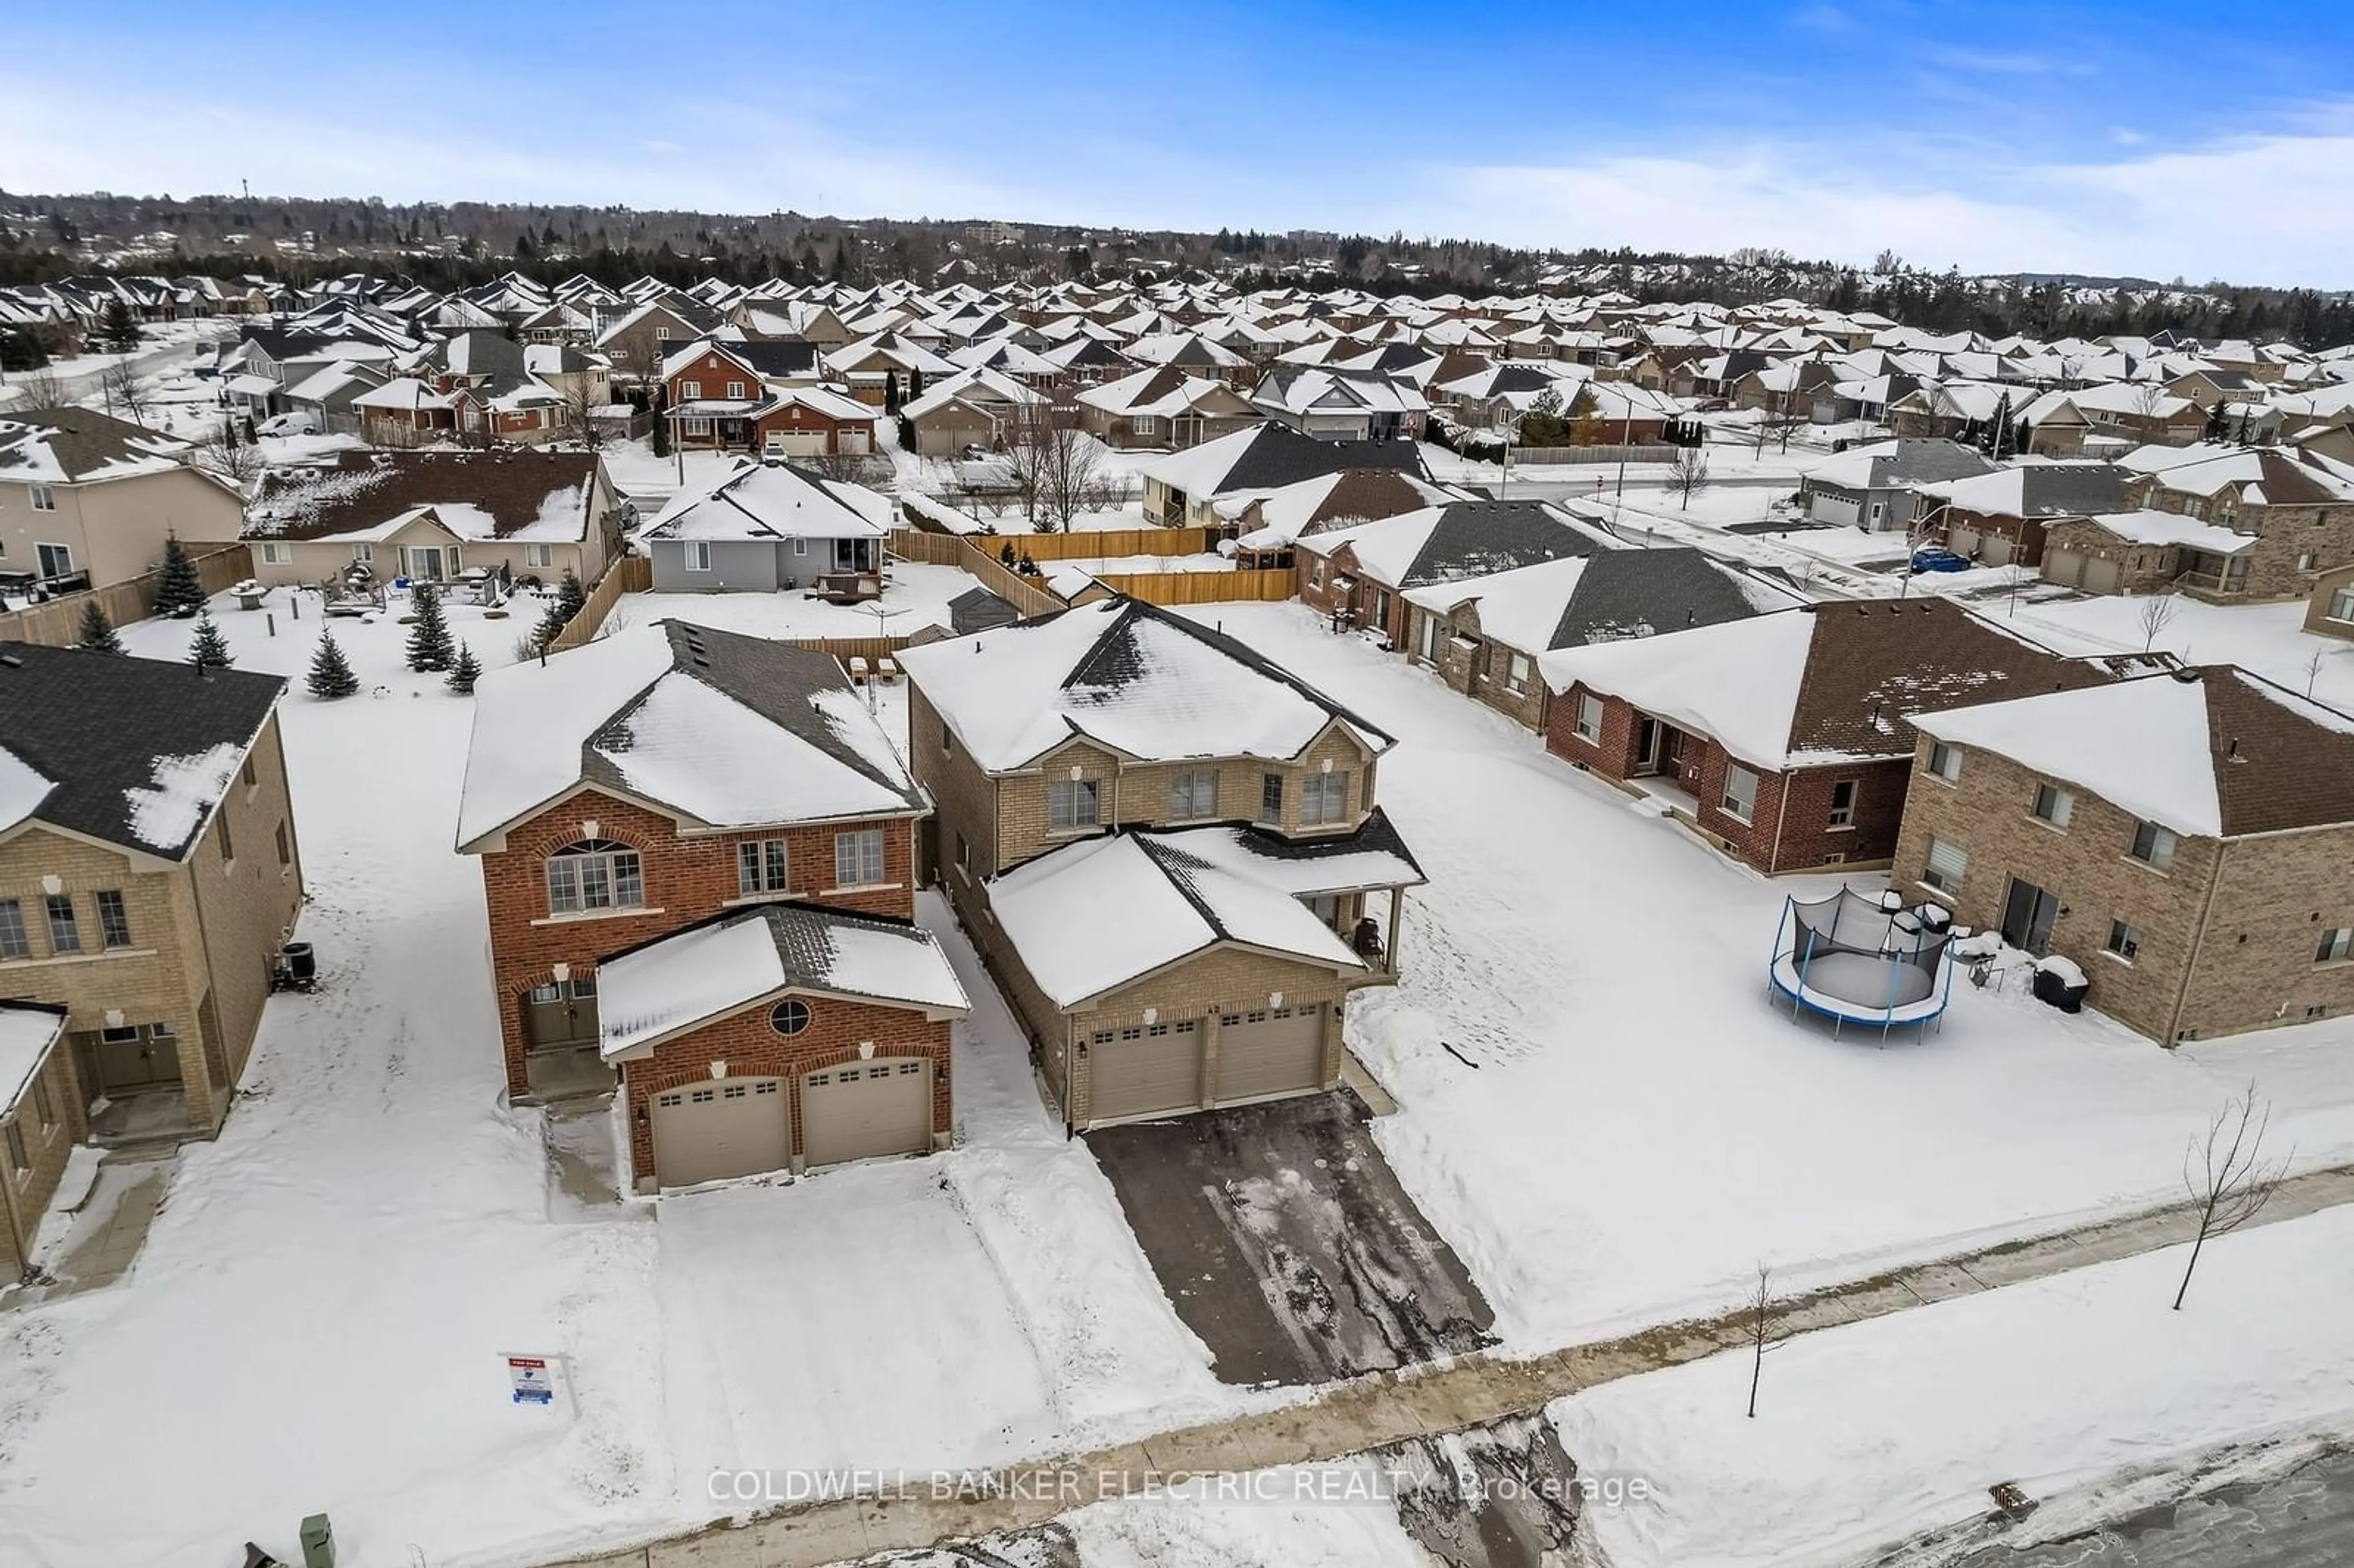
2044, 549, 2120, 593
649, 1059, 932, 1187
1946, 527, 2015, 567
1086, 1005, 1328, 1125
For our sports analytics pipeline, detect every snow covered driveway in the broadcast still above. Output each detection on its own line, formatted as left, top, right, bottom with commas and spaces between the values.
1178, 604, 2354, 1350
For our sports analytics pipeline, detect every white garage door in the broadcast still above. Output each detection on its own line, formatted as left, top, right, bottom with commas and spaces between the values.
1948, 525, 1981, 558
2044, 549, 2085, 588
838, 428, 871, 454
802, 1057, 932, 1167
1808, 492, 1861, 527
768, 430, 829, 457
652, 1078, 789, 1187
1213, 1003, 1328, 1105
1982, 533, 2014, 566
1087, 1021, 1203, 1124
2081, 555, 2121, 594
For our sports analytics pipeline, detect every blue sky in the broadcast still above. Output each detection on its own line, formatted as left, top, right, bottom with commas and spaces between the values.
8, 0, 2354, 286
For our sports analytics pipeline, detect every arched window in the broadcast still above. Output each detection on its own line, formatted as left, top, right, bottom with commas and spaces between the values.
546, 839, 643, 915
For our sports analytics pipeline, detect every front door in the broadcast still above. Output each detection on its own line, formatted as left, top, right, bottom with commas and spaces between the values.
2001, 878, 2061, 956
88, 1024, 183, 1094
525, 978, 600, 1050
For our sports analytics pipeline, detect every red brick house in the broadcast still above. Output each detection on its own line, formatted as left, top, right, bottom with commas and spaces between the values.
455, 622, 931, 1112
1294, 499, 1617, 647
1541, 599, 2165, 874
595, 903, 967, 1190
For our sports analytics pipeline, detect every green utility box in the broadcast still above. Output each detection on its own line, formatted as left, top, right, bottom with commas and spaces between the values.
299, 1513, 335, 1568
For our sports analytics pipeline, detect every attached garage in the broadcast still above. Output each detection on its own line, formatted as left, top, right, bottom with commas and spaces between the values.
2044, 548, 2085, 588
1981, 532, 2014, 566
652, 1078, 789, 1186
767, 429, 829, 457
1947, 525, 1981, 558
1807, 490, 1862, 527
802, 1057, 933, 1166
1211, 1003, 1327, 1104
2080, 555, 2122, 594
837, 428, 871, 455
1087, 1020, 1204, 1123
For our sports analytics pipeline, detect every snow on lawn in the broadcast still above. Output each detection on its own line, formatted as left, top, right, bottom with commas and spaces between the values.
1554, 1203, 2354, 1568
0, 590, 1227, 1568
1175, 603, 2354, 1350
619, 562, 987, 639
1064, 1460, 1432, 1567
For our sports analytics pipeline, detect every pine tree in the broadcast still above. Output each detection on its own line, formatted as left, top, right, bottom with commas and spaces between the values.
101, 297, 142, 352
75, 599, 124, 654
306, 629, 360, 699
405, 582, 456, 672
536, 567, 587, 649
188, 610, 233, 671
154, 531, 207, 618
446, 641, 482, 696
649, 397, 671, 458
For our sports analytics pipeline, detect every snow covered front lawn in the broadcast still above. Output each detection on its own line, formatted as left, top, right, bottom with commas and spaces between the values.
1553, 1203, 2354, 1568
0, 590, 1219, 1568
1178, 603, 2354, 1350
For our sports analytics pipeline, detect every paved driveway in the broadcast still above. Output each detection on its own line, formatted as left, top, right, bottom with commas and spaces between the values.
1087, 1091, 1494, 1387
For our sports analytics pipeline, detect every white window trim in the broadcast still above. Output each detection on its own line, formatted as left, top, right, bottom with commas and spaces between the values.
1573, 693, 1604, 745
1720, 764, 1760, 824
684, 540, 712, 572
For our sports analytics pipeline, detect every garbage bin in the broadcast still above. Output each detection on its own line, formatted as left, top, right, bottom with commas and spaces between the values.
299, 1513, 334, 1568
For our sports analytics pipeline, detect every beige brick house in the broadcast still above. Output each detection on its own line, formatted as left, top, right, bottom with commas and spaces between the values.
2120, 446, 2354, 599
2, 1002, 81, 1279
898, 596, 1425, 1130
0, 409, 243, 593
0, 642, 305, 1146
1899, 666, 2354, 1043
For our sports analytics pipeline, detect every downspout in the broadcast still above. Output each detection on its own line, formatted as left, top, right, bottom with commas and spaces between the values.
1768, 768, 1796, 874
2166, 839, 2230, 1048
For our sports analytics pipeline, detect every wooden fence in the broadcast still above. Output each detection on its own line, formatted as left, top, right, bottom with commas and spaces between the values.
545, 555, 651, 653
1000, 527, 1219, 560
0, 544, 253, 649
886, 528, 1062, 618
1087, 569, 1297, 606
1503, 443, 1678, 466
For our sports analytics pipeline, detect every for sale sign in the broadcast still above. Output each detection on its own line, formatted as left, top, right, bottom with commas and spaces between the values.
506, 1354, 557, 1406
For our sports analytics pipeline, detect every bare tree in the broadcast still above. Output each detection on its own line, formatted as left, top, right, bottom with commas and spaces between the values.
196, 419, 263, 485
2306, 646, 2328, 698
2174, 1084, 2290, 1311
1667, 443, 1712, 511
7, 366, 67, 413
2136, 593, 2178, 652
1037, 425, 1111, 531
1755, 398, 1805, 455
1000, 400, 1056, 523
554, 370, 608, 452
1745, 1263, 1779, 1418
100, 358, 148, 425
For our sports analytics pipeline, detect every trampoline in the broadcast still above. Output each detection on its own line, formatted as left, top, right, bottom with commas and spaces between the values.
1768, 887, 1955, 1037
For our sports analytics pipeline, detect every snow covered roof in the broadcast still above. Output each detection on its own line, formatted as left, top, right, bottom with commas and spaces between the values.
2071, 509, 2257, 554
1301, 499, 1615, 589
1914, 667, 2354, 839
596, 903, 967, 1060
246, 449, 599, 543
1133, 422, 1425, 501
1235, 467, 1450, 549
1801, 438, 1999, 493
639, 459, 889, 543
0, 1002, 67, 1114
0, 408, 194, 484
1417, 546, 1790, 655
455, 621, 923, 849
0, 642, 284, 861
1916, 462, 2130, 519
1542, 601, 2144, 767
1133, 810, 1425, 897
895, 596, 1392, 773
986, 832, 1368, 1008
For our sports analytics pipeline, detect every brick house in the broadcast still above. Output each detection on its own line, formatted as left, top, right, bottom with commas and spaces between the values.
3, 1003, 83, 1277
1295, 499, 1615, 647
1075, 367, 1259, 450
1917, 462, 2131, 568
454, 622, 933, 1133
1404, 546, 1797, 732
0, 643, 305, 1146
1541, 600, 2162, 875
658, 339, 851, 455
2119, 446, 2354, 599
2036, 510, 2258, 596
898, 596, 1425, 1130
1137, 423, 1427, 530
2303, 562, 2354, 640
1898, 667, 2354, 1043
594, 903, 967, 1190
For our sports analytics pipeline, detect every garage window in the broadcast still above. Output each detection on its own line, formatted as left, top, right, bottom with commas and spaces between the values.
834, 827, 886, 887
546, 840, 644, 915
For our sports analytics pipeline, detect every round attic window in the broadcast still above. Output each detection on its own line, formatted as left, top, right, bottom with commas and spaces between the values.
769, 999, 812, 1037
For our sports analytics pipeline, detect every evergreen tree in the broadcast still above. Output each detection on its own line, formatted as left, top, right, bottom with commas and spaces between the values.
884, 371, 902, 414
649, 396, 671, 458
306, 629, 360, 699
154, 531, 207, 618
405, 582, 456, 672
535, 567, 588, 648
446, 641, 482, 696
75, 599, 124, 654
101, 297, 142, 352
2206, 399, 2230, 440
188, 610, 233, 671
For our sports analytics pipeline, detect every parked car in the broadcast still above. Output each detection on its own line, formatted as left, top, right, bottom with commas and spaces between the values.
257, 411, 321, 437
1910, 546, 1970, 574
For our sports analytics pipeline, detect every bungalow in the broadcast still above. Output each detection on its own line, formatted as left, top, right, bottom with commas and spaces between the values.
636, 460, 893, 597
1797, 438, 1999, 533
1247, 365, 1426, 442
1897, 667, 2354, 1042
1075, 367, 1259, 450
1542, 598, 2163, 874
243, 449, 620, 588
902, 367, 1048, 456
1138, 422, 1428, 530
1918, 462, 2131, 568
1295, 498, 1616, 646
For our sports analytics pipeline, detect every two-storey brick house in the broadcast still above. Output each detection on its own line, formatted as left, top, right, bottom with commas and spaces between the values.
1295, 498, 1617, 647
1540, 600, 2166, 875
1899, 666, 2354, 1043
455, 622, 950, 1186
897, 596, 1426, 1130
0, 643, 305, 1152
2118, 446, 2354, 599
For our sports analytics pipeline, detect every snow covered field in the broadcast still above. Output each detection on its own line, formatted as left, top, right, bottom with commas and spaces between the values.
0, 589, 1225, 1568
1177, 603, 2354, 1349
619, 563, 986, 639
1555, 1203, 2354, 1568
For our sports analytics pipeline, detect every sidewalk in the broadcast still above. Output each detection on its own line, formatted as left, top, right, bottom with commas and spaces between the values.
555, 1160, 2354, 1568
